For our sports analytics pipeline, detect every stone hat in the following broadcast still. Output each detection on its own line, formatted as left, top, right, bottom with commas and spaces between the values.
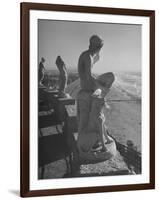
89, 35, 104, 49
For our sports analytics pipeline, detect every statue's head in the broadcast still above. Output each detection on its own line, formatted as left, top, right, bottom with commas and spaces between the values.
55, 56, 65, 68
89, 35, 104, 54
41, 57, 45, 63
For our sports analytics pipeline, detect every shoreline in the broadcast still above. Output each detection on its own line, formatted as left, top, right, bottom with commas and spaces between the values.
66, 77, 141, 152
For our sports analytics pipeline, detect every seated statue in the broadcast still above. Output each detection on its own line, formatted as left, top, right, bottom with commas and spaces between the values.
55, 56, 70, 98
76, 35, 116, 162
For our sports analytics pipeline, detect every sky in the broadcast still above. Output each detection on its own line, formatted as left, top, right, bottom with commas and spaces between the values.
38, 19, 141, 74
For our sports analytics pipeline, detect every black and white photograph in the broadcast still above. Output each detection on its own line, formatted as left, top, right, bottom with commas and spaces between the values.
38, 19, 142, 179
20, 3, 155, 197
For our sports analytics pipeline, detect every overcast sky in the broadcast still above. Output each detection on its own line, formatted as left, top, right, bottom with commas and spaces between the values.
38, 19, 141, 74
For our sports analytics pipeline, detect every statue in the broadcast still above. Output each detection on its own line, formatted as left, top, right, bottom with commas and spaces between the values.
77, 73, 116, 161
77, 35, 116, 162
55, 56, 70, 98
38, 57, 45, 86
77, 35, 104, 137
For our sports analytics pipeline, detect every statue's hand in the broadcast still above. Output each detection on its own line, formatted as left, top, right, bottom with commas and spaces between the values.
92, 88, 102, 97
94, 81, 109, 97
105, 102, 110, 109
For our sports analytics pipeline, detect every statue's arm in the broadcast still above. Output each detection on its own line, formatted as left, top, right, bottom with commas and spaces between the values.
93, 53, 99, 64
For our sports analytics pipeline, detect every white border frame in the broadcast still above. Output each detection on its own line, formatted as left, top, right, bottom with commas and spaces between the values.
30, 10, 150, 190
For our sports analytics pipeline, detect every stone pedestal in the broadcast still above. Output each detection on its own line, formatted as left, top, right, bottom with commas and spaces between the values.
58, 98, 75, 122
38, 85, 47, 101
75, 151, 130, 177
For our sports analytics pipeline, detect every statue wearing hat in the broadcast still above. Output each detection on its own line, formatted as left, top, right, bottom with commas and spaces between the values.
77, 35, 116, 161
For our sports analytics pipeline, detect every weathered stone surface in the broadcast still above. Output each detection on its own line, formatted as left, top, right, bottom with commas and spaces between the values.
79, 152, 129, 176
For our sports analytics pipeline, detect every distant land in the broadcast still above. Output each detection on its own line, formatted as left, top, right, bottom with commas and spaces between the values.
45, 67, 78, 75
45, 68, 141, 76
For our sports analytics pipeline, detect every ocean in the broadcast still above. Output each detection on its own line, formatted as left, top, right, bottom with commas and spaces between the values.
115, 71, 141, 100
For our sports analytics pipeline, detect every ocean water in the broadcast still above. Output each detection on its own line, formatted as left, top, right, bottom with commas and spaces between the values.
45, 69, 141, 100
115, 71, 141, 99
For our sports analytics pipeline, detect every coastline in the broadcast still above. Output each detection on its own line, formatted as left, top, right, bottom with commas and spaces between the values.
66, 76, 141, 152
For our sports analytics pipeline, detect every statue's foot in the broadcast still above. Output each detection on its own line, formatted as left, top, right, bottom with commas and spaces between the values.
91, 145, 108, 153
101, 146, 108, 152
105, 135, 114, 144
91, 143, 109, 153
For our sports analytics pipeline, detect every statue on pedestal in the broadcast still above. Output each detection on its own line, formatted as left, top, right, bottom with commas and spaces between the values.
55, 56, 70, 98
77, 35, 116, 162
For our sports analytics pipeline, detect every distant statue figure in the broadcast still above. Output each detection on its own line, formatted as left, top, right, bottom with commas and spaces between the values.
77, 35, 116, 161
38, 57, 45, 86
55, 56, 70, 98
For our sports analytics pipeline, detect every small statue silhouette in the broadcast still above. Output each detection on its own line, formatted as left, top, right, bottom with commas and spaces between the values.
38, 57, 45, 86
55, 56, 70, 98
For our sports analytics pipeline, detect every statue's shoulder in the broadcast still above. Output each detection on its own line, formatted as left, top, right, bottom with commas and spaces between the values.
79, 50, 90, 60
